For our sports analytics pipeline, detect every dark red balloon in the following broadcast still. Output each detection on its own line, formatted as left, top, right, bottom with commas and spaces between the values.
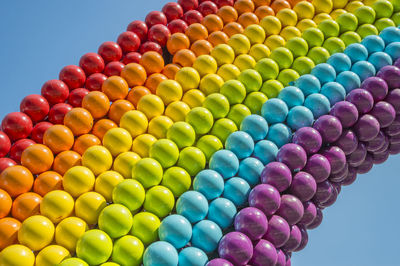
117, 31, 141, 53
148, 24, 171, 46
85, 73, 107, 91
198, 1, 218, 16
48, 103, 72, 124
127, 20, 148, 42
9, 138, 35, 163
140, 41, 163, 54
1, 112, 33, 141
0, 131, 11, 157
162, 2, 184, 22
167, 19, 188, 34
20, 95, 50, 123
31, 122, 53, 144
0, 158, 16, 174
98, 41, 123, 62
215, 0, 234, 7
178, 0, 199, 11
122, 52, 142, 65
79, 53, 105, 75
104, 61, 125, 77
182, 10, 204, 25
68, 88, 89, 107
145, 11, 168, 27
59, 65, 86, 89
41, 79, 69, 105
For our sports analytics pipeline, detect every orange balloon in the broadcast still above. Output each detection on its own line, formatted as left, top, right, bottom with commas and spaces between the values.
82, 91, 110, 119
64, 107, 94, 136
91, 119, 118, 140
102, 76, 129, 101
127, 86, 152, 107
21, 144, 54, 175
253, 0, 271, 7
162, 64, 181, 80
271, 0, 291, 13
202, 14, 224, 33
0, 189, 12, 218
217, 6, 238, 24
255, 5, 275, 20
287, 0, 303, 6
43, 125, 74, 154
237, 12, 260, 28
0, 165, 34, 198
108, 99, 135, 124
185, 23, 209, 44
223, 22, 245, 37
53, 150, 82, 175
140, 51, 165, 75
33, 171, 63, 197
167, 33, 191, 55
73, 134, 101, 155
234, 0, 255, 15
191, 40, 213, 56
11, 192, 42, 222
121, 63, 147, 87
0, 217, 21, 250
173, 49, 197, 67
145, 73, 168, 94
208, 31, 229, 46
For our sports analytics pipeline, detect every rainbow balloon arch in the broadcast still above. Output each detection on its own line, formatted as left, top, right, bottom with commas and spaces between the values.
0, 0, 399, 265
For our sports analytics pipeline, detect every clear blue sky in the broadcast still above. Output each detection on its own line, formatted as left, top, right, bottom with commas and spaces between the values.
1, 1, 399, 265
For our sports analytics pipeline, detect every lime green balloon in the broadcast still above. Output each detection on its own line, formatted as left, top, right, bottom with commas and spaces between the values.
177, 147, 206, 176
161, 166, 191, 197
318, 19, 340, 38
112, 235, 144, 266
144, 186, 175, 218
59, 258, 88, 266
244, 92, 268, 114
112, 179, 145, 212
211, 44, 235, 66
285, 37, 309, 58
193, 55, 218, 77
238, 69, 263, 93
270, 47, 294, 70
340, 31, 361, 46
249, 44, 271, 61
131, 212, 160, 246
307, 47, 331, 65
277, 69, 300, 87
203, 93, 230, 119
101, 262, 120, 266
255, 58, 280, 81
220, 80, 247, 104
211, 118, 238, 143
355, 6, 376, 24
356, 24, 379, 38
76, 230, 113, 265
388, 0, 400, 12
260, 80, 284, 99
392, 12, 400, 26
375, 18, 396, 31
234, 54, 256, 71
98, 204, 133, 238
302, 28, 325, 48
149, 139, 180, 168
113, 151, 140, 179
336, 13, 358, 33
196, 135, 223, 161
199, 74, 224, 95
132, 158, 163, 189
185, 107, 214, 135
217, 64, 241, 81
167, 121, 196, 149
228, 34, 251, 55
373, 0, 394, 19
244, 24, 266, 44
323, 37, 346, 54
227, 104, 252, 127
292, 56, 315, 76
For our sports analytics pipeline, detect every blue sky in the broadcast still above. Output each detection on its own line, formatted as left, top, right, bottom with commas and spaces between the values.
1, 1, 399, 265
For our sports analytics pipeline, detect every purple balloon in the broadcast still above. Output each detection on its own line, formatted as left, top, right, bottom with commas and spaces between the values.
282, 225, 302, 252
329, 163, 349, 183
261, 162, 293, 192
218, 232, 253, 265
369, 101, 396, 128
372, 150, 389, 164
330, 101, 359, 128
366, 131, 386, 152
347, 142, 367, 167
354, 114, 380, 141
361, 77, 388, 101
206, 259, 234, 266
389, 133, 400, 144
345, 88, 374, 114
384, 115, 400, 136
276, 194, 304, 225
321, 146, 346, 174
306, 208, 323, 230
313, 115, 343, 143
294, 225, 309, 251
389, 142, 400, 154
374, 134, 389, 154
263, 215, 290, 248
292, 127, 322, 154
289, 171, 317, 202
303, 154, 331, 183
377, 65, 400, 89
395, 58, 400, 68
334, 129, 358, 155
341, 166, 357, 186
234, 207, 268, 241
249, 184, 281, 216
299, 201, 317, 226
276, 144, 307, 172
313, 180, 334, 205
250, 239, 278, 266
356, 153, 373, 174
319, 186, 338, 208
385, 89, 400, 114
275, 249, 286, 266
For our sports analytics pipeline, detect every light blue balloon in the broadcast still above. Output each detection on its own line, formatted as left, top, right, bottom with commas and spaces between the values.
178, 247, 208, 266
159, 215, 192, 249
191, 220, 222, 253
278, 86, 305, 108
286, 106, 314, 130
293, 74, 321, 96
208, 198, 237, 229
237, 157, 264, 187
193, 170, 224, 200
223, 177, 251, 206
379, 26, 400, 45
267, 123, 292, 148
327, 53, 352, 73
240, 114, 269, 141
209, 149, 240, 179
351, 61, 376, 81
361, 35, 385, 54
304, 93, 331, 118
310, 63, 336, 84
368, 51, 393, 71
320, 82, 346, 106
344, 43, 368, 63
143, 241, 178, 266
335, 71, 361, 93
176, 191, 208, 223
225, 131, 254, 159
261, 98, 289, 124
253, 140, 278, 165
384, 42, 400, 61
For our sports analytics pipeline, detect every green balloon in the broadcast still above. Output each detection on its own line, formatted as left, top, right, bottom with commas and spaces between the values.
132, 158, 163, 189
227, 104, 252, 127
270, 47, 294, 70
340, 31, 361, 46
220, 80, 246, 104
302, 28, 325, 48
292, 56, 315, 76
98, 204, 133, 239
355, 6, 376, 24
161, 166, 191, 197
278, 69, 300, 87
185, 107, 214, 135
211, 118, 238, 143
177, 147, 206, 176
76, 230, 113, 265
244, 92, 268, 114
203, 93, 230, 119
285, 37, 309, 58
336, 13, 358, 33
149, 139, 180, 168
111, 235, 144, 266
375, 18, 396, 32
144, 186, 175, 218
254, 58, 280, 81
356, 24, 379, 38
323, 37, 346, 54
196, 135, 223, 161
307, 47, 330, 65
238, 69, 263, 93
318, 19, 340, 38
112, 179, 145, 212
131, 212, 160, 246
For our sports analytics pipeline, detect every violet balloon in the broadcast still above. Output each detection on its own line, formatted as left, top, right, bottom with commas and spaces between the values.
306, 208, 323, 230
341, 166, 357, 186
361, 77, 388, 101
276, 144, 308, 172
354, 114, 381, 141
313, 115, 343, 143
334, 129, 359, 155
377, 65, 400, 89
282, 225, 302, 252
234, 207, 268, 241
303, 154, 331, 183
313, 180, 335, 205
347, 142, 368, 167
289, 171, 317, 202
250, 239, 278, 266
276, 194, 304, 225
299, 201, 318, 226
206, 259, 233, 266
345, 88, 374, 114
366, 131, 386, 152
218, 232, 253, 266
357, 153, 373, 174
263, 215, 291, 248
369, 101, 396, 128
294, 225, 309, 251
372, 150, 390, 164
329, 163, 349, 183
321, 146, 346, 174
261, 162, 293, 192
384, 116, 400, 136
330, 101, 359, 128
385, 89, 400, 114
249, 184, 281, 216
292, 127, 322, 154
275, 249, 287, 266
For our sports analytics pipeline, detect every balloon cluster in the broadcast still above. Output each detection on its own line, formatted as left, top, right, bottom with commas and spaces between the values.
0, 0, 399, 265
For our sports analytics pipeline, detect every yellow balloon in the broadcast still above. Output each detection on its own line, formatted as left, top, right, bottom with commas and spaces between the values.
55, 217, 88, 253
0, 245, 35, 266
182, 89, 206, 108
35, 245, 70, 266
312, 0, 333, 14
95, 171, 124, 202
102, 128, 133, 157
131, 134, 157, 158
165, 101, 192, 122
82, 146, 113, 176
40, 190, 74, 223
137, 94, 165, 120
18, 215, 54, 251
75, 192, 107, 225
148, 116, 174, 139
113, 151, 141, 179
120, 110, 149, 138
63, 166, 95, 197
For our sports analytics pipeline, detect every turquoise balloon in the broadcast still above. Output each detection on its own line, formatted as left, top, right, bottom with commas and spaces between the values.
384, 42, 400, 61
286, 106, 314, 130
253, 140, 279, 165
208, 198, 237, 229
237, 158, 264, 187
304, 93, 331, 118
158, 215, 192, 249
361, 35, 385, 54
310, 63, 336, 84
223, 177, 251, 206
193, 170, 224, 200
240, 114, 269, 141
143, 241, 178, 266
278, 86, 305, 108
293, 74, 321, 97
344, 43, 368, 63
327, 53, 352, 73
261, 98, 289, 124
335, 71, 361, 93
178, 247, 208, 266
209, 149, 239, 179
368, 51, 393, 71
191, 220, 222, 253
176, 191, 208, 223
267, 123, 292, 148
351, 61, 376, 81
225, 131, 254, 159
320, 82, 346, 106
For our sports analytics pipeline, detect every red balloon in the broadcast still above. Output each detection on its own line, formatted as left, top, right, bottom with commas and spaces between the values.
104, 61, 125, 77
9, 139, 35, 163
168, 19, 188, 34
98, 41, 123, 62
178, 0, 199, 11
68, 88, 89, 107
148, 25, 171, 46
182, 10, 204, 25
145, 11, 168, 27
1, 112, 33, 141
215, 0, 234, 7
127, 20, 148, 42
41, 80, 69, 105
198, 1, 218, 16
140, 41, 163, 54
122, 52, 142, 65
162, 2, 184, 22
0, 158, 16, 174
48, 103, 72, 124
20, 95, 50, 123
31, 122, 53, 144
79, 53, 105, 75
59, 65, 86, 89
0, 131, 11, 158
85, 73, 107, 91
117, 31, 141, 53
